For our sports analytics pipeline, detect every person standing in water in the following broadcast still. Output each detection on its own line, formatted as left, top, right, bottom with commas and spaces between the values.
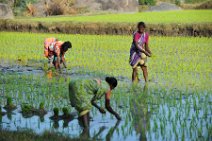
69, 77, 121, 128
129, 22, 152, 83
44, 38, 72, 69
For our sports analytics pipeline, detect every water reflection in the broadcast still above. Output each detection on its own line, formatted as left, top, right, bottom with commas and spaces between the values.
0, 70, 211, 141
0, 107, 128, 140
106, 121, 120, 141
130, 84, 150, 141
79, 120, 120, 140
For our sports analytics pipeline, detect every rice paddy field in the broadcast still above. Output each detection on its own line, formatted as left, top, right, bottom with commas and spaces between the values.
17, 10, 212, 24
0, 32, 212, 141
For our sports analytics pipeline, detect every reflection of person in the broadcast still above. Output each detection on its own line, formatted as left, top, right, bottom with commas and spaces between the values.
69, 77, 121, 128
105, 121, 120, 141
80, 120, 120, 140
44, 38, 72, 69
130, 84, 150, 141
129, 22, 152, 83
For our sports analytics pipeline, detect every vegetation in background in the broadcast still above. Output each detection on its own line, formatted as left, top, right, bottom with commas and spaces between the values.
159, 0, 210, 3
139, 0, 156, 5
0, 0, 37, 16
15, 10, 212, 24
184, 0, 210, 3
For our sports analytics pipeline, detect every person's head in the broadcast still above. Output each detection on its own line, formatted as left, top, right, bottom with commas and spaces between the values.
105, 77, 118, 90
61, 41, 72, 53
137, 21, 146, 33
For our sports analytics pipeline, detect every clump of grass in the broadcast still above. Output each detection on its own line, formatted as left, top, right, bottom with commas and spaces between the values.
21, 103, 35, 117
3, 97, 16, 111
34, 102, 47, 116
62, 107, 69, 117
50, 107, 60, 120
61, 107, 74, 121
53, 107, 59, 117
39, 102, 45, 110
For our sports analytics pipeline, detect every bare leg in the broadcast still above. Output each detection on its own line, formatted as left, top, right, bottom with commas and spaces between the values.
132, 68, 138, 83
79, 113, 90, 138
79, 112, 90, 128
141, 66, 148, 82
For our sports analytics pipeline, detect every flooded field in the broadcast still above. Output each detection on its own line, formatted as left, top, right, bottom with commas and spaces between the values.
0, 32, 212, 141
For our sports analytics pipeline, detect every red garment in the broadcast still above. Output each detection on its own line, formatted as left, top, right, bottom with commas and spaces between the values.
54, 41, 64, 56
133, 32, 149, 45
44, 37, 57, 57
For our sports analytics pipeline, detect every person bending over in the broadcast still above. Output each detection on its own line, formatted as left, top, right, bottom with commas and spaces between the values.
69, 77, 121, 128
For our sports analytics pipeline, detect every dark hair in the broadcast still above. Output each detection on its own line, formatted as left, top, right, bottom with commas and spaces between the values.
62, 41, 72, 52
105, 77, 118, 89
137, 21, 146, 28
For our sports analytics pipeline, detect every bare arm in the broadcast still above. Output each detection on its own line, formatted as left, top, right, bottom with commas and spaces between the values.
145, 43, 152, 55
61, 54, 67, 68
91, 97, 106, 114
44, 45, 49, 58
55, 54, 61, 69
135, 41, 151, 57
105, 92, 121, 120
54, 45, 61, 69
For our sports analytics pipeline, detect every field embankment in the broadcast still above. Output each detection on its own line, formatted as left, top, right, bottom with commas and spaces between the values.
0, 19, 211, 36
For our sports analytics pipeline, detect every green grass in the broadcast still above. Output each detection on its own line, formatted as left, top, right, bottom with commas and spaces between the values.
16, 10, 212, 24
0, 32, 211, 89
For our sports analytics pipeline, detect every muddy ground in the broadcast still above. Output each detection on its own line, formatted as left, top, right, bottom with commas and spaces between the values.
0, 20, 211, 37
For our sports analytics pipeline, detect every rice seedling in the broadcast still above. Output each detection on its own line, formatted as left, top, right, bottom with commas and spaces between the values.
21, 103, 34, 118
50, 107, 60, 120
62, 107, 69, 118
3, 97, 16, 111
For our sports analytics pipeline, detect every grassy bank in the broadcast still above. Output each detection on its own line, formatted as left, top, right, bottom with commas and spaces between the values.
16, 10, 212, 24
0, 20, 211, 36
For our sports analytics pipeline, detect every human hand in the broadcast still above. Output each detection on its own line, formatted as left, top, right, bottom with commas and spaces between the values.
115, 114, 121, 120
99, 107, 106, 114
145, 51, 151, 57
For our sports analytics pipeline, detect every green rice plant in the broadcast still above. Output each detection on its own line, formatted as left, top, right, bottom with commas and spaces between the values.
3, 97, 16, 111
53, 107, 59, 117
21, 103, 34, 117
7, 97, 12, 106
39, 102, 45, 110
62, 107, 69, 118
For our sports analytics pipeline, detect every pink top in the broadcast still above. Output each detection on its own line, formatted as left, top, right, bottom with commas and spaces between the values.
133, 32, 149, 46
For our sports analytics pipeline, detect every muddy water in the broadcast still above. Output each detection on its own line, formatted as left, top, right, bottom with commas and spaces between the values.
0, 66, 211, 141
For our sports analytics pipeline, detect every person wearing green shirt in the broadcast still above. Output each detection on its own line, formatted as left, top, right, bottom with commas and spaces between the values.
69, 77, 121, 128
